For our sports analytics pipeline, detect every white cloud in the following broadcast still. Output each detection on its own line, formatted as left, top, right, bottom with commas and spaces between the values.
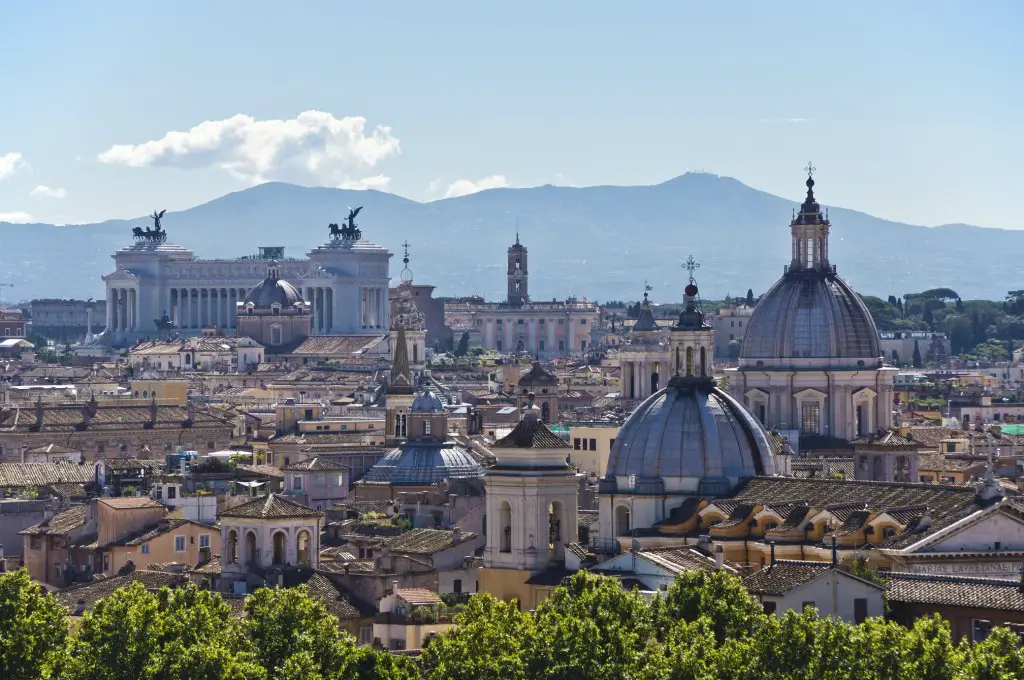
444, 175, 510, 198
30, 185, 67, 199
0, 211, 33, 223
0, 152, 25, 181
97, 111, 401, 186
339, 175, 391, 191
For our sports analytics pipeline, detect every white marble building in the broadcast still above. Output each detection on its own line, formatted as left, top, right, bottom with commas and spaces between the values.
102, 235, 391, 346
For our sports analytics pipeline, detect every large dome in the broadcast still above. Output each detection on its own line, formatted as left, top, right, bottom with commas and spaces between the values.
244, 275, 303, 310
740, 271, 881, 363
361, 442, 485, 485
604, 376, 776, 496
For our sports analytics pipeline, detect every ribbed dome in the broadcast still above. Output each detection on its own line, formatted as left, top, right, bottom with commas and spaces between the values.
740, 271, 881, 362
605, 376, 775, 496
361, 442, 484, 485
411, 389, 445, 413
244, 264, 303, 310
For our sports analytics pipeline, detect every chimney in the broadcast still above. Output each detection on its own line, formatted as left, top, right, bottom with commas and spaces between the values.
185, 401, 196, 425
150, 394, 158, 427
714, 545, 724, 569
34, 398, 44, 430
831, 535, 838, 566
452, 526, 463, 544
81, 402, 92, 428
392, 579, 399, 596
770, 540, 776, 566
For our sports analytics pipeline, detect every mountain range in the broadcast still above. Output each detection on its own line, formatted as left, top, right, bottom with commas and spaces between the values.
2, 173, 1021, 304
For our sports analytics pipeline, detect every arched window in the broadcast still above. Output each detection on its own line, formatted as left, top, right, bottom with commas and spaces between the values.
413, 344, 418, 363
296, 530, 311, 567
675, 347, 680, 375
245, 531, 257, 566
549, 501, 564, 550
699, 347, 707, 376
272, 531, 286, 566
499, 501, 512, 553
401, 413, 407, 437
685, 347, 694, 376
227, 530, 238, 564
615, 505, 631, 537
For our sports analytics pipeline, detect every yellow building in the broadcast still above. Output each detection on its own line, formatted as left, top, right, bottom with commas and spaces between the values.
128, 379, 189, 405
567, 423, 619, 477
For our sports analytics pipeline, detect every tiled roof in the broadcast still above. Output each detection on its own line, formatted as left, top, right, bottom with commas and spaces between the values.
880, 499, 984, 550
220, 493, 324, 519
283, 457, 349, 472
385, 528, 476, 555
885, 572, 1024, 612
578, 510, 600, 528
304, 573, 363, 620
566, 542, 595, 561
727, 477, 975, 518
835, 510, 871, 536
492, 417, 570, 449
0, 462, 93, 487
45, 483, 87, 498
772, 505, 811, 532
851, 430, 918, 447
0, 403, 233, 433
742, 561, 833, 596
330, 500, 393, 516
289, 335, 386, 357
396, 588, 441, 605
57, 571, 186, 614
711, 503, 756, 530
916, 453, 985, 473
25, 443, 80, 455
272, 432, 376, 445
98, 497, 163, 510
236, 464, 285, 479
99, 458, 165, 472
20, 505, 86, 536
637, 547, 734, 574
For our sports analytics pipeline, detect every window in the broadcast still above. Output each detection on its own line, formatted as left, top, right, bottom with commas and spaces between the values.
453, 579, 462, 594
854, 598, 868, 624
358, 626, 373, 645
800, 403, 820, 435
141, 543, 150, 555
539, 340, 545, 351
589, 438, 597, 451
763, 601, 777, 615
573, 438, 581, 450
496, 340, 503, 351
271, 326, 282, 345
30, 536, 41, 550
558, 340, 565, 351
801, 601, 815, 612
174, 536, 186, 552
167, 486, 177, 500
423, 420, 432, 435
97, 443, 106, 453
539, 319, 545, 325
973, 619, 993, 643
390, 639, 406, 651
293, 475, 304, 492
199, 534, 211, 549
518, 319, 524, 325
54, 563, 61, 579
580, 318, 587, 325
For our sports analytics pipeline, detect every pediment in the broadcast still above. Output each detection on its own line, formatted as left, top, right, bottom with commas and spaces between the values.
104, 269, 139, 282
745, 388, 769, 400
852, 387, 878, 400
904, 502, 1024, 553
793, 388, 827, 401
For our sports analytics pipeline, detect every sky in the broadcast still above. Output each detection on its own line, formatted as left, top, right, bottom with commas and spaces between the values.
0, 1, 1021, 228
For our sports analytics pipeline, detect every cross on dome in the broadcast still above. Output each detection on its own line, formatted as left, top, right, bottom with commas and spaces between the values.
682, 255, 701, 284
805, 161, 816, 178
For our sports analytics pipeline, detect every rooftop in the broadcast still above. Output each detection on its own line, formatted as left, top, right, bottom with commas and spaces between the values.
885, 572, 1024, 612
220, 493, 324, 519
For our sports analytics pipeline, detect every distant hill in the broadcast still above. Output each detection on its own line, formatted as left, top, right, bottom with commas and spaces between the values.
1, 173, 1021, 303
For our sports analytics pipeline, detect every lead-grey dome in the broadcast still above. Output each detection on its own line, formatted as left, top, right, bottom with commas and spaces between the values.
361, 442, 484, 485
604, 376, 775, 496
411, 389, 445, 413
740, 271, 881, 362
244, 264, 303, 310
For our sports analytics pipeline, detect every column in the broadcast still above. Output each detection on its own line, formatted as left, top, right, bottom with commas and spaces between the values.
567, 316, 575, 354
379, 287, 386, 329
105, 288, 114, 333
359, 288, 366, 328
129, 289, 136, 331
119, 289, 126, 332
548, 319, 555, 353
317, 288, 324, 333
325, 288, 333, 333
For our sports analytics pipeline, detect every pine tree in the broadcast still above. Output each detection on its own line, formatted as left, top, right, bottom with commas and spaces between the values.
912, 339, 922, 368
745, 289, 755, 306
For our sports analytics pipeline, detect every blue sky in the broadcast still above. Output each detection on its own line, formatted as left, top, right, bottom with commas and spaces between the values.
0, 1, 1021, 227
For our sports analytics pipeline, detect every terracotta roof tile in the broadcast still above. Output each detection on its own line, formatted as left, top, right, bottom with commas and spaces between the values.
0, 462, 93, 487
20, 505, 86, 536
396, 588, 441, 605
304, 573, 364, 620
742, 560, 833, 596
57, 571, 187, 614
385, 528, 476, 555
0, 403, 233, 434
98, 497, 163, 510
885, 572, 1024, 611
220, 493, 323, 519
637, 547, 736, 574
283, 457, 349, 472
492, 417, 569, 449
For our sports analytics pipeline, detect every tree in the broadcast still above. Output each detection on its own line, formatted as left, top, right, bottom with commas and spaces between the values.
912, 340, 922, 368
745, 289, 754, 306
421, 594, 532, 680
244, 585, 353, 680
659, 570, 766, 643
0, 570, 69, 680
341, 648, 421, 680
454, 332, 469, 357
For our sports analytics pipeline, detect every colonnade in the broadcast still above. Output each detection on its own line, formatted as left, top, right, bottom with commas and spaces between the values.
107, 288, 138, 333
359, 286, 387, 330
170, 288, 249, 331
304, 287, 334, 334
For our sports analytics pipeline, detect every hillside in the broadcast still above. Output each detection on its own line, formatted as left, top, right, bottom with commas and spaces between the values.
1, 173, 1021, 303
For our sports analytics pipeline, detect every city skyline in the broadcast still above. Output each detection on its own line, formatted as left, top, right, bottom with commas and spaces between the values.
0, 1, 1022, 228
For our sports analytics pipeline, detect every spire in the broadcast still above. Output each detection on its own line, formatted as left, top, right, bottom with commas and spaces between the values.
633, 281, 658, 332
391, 326, 412, 390
400, 241, 413, 283
515, 216, 520, 246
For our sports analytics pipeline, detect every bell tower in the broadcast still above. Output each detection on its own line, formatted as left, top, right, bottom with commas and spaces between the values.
507, 231, 529, 306
669, 256, 714, 378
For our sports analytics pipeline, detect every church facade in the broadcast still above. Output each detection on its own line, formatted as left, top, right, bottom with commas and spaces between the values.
727, 171, 896, 443
101, 214, 391, 345
444, 235, 601, 359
